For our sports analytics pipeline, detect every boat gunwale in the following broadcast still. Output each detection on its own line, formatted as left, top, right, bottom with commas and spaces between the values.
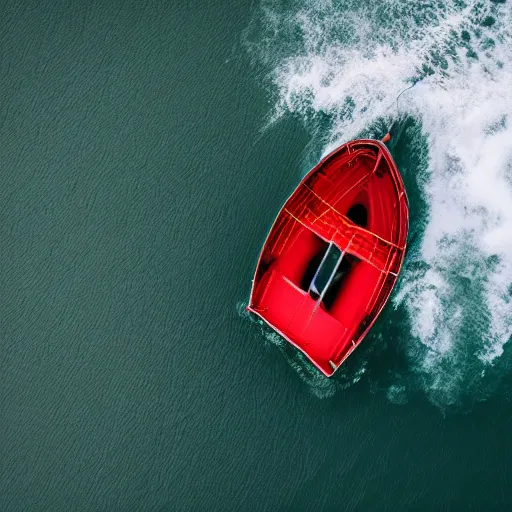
247, 138, 409, 377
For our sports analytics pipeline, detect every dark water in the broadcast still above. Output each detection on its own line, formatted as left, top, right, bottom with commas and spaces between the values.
2, 0, 512, 510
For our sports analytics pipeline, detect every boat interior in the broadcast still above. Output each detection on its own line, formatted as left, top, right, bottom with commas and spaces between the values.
249, 141, 408, 374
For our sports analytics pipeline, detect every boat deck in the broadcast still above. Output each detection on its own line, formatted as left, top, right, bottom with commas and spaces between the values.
248, 140, 408, 376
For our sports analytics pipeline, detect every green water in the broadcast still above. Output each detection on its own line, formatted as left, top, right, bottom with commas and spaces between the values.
2, 0, 512, 510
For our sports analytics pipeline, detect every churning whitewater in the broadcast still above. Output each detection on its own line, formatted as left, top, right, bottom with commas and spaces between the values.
243, 0, 512, 407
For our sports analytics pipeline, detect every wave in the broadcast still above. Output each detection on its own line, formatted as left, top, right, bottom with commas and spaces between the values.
243, 0, 512, 409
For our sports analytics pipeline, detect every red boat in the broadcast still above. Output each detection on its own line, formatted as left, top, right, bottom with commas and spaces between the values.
247, 138, 408, 377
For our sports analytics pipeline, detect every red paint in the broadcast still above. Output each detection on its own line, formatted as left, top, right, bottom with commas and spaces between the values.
247, 139, 409, 377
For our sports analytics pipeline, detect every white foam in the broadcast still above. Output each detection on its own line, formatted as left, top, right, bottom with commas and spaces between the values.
247, 0, 512, 404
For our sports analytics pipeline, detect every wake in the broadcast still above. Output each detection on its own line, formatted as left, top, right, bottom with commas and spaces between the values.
243, 0, 512, 408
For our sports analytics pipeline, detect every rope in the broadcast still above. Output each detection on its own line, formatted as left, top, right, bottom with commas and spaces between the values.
395, 82, 417, 116
384, 81, 421, 141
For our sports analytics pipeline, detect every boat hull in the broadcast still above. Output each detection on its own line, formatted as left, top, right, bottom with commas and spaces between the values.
248, 139, 409, 377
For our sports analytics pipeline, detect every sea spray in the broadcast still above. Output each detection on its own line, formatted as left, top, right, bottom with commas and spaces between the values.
243, 0, 512, 408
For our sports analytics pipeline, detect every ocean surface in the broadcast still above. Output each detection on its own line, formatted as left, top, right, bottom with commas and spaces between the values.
2, 0, 512, 510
